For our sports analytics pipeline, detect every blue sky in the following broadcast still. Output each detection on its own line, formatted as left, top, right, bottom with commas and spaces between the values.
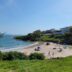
0, 0, 72, 35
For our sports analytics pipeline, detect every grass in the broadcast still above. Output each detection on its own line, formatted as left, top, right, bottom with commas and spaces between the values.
0, 57, 72, 72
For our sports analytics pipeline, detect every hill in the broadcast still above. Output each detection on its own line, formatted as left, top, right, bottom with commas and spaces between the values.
15, 27, 72, 45
0, 56, 72, 72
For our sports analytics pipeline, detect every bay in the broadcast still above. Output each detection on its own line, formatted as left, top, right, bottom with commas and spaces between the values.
0, 35, 33, 49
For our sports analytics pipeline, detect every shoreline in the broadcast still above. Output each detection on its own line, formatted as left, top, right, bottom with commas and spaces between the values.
0, 42, 42, 52
0, 42, 72, 59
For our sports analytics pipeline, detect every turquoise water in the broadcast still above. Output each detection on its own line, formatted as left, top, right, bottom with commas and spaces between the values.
0, 35, 33, 49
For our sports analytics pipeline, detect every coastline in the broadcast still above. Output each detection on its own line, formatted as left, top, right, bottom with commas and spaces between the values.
0, 42, 42, 52
0, 42, 72, 59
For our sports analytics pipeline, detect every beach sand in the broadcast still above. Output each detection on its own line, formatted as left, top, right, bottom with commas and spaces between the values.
23, 42, 72, 59
0, 42, 72, 59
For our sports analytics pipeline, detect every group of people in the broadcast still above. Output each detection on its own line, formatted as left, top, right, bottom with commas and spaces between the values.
34, 42, 64, 59
35, 46, 41, 51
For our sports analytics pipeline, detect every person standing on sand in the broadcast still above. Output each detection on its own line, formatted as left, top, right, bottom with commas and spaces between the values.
48, 51, 54, 59
52, 52, 54, 58
48, 51, 51, 58
48, 51, 50, 56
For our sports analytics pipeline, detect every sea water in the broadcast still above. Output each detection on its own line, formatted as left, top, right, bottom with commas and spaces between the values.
0, 35, 33, 50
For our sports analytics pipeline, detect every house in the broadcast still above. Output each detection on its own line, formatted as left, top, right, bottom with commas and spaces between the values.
43, 26, 72, 35
60, 26, 72, 34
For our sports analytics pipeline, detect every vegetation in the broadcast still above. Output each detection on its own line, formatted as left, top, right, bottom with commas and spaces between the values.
15, 30, 43, 41
0, 52, 45, 60
63, 27, 72, 44
15, 27, 72, 45
15, 30, 60, 43
0, 56, 72, 72
0, 51, 28, 60
40, 35, 60, 43
29, 53, 45, 60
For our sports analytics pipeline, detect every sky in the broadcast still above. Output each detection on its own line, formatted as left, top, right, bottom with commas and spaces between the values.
0, 0, 72, 35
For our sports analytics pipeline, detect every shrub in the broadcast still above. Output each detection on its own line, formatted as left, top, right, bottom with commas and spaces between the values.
3, 52, 16, 60
0, 51, 3, 60
29, 53, 45, 60
2, 52, 28, 60
11, 52, 28, 60
0, 52, 45, 60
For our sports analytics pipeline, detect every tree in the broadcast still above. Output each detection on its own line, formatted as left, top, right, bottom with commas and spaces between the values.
63, 27, 72, 44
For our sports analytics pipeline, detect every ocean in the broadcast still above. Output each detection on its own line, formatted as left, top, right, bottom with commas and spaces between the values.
0, 35, 33, 50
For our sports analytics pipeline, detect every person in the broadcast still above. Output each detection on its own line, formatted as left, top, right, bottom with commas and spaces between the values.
37, 46, 40, 50
58, 48, 62, 52
35, 46, 40, 51
52, 52, 54, 58
46, 42, 50, 45
48, 51, 51, 59
48, 51, 50, 56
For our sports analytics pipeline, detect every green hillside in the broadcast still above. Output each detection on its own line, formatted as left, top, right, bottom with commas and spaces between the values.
0, 56, 72, 72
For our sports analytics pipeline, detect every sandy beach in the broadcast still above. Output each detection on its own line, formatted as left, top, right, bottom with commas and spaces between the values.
22, 42, 72, 59
0, 42, 72, 59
